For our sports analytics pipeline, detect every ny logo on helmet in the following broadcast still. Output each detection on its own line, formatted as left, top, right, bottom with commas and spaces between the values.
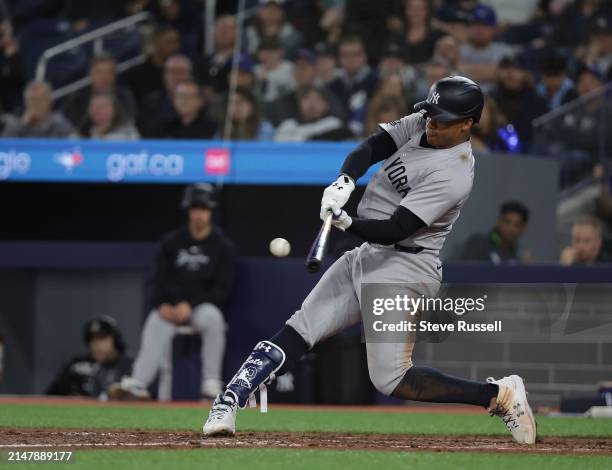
430, 92, 440, 105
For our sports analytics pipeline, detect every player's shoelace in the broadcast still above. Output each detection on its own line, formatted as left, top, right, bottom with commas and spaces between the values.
209, 396, 235, 421
488, 403, 519, 430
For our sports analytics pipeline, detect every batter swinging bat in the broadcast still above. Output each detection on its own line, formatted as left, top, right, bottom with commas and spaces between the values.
305, 212, 333, 272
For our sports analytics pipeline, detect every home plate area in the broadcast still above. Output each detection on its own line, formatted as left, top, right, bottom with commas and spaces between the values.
1, 429, 611, 456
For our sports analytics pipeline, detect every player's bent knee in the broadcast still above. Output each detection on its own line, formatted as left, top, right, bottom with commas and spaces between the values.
191, 303, 225, 330
368, 363, 413, 396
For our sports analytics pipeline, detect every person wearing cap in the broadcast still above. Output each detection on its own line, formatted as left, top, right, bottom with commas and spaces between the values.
110, 184, 236, 400
313, 42, 339, 86
491, 55, 548, 148
535, 50, 577, 110
458, 4, 514, 92
46, 316, 132, 399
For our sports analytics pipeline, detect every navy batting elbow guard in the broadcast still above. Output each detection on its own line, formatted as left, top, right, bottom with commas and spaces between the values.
225, 341, 286, 412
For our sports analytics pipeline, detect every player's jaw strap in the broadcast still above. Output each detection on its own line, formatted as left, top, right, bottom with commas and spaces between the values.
224, 340, 286, 412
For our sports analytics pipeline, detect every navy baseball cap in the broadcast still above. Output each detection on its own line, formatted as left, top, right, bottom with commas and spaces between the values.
232, 53, 254, 73
471, 4, 497, 27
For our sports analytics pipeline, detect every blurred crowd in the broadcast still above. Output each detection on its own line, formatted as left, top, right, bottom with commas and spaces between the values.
0, 0, 610, 155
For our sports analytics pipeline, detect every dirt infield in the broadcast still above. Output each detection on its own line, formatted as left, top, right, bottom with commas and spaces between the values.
1, 428, 611, 456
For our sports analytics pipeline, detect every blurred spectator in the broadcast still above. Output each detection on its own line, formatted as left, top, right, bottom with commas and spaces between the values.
547, 67, 610, 157
148, 0, 201, 57
370, 73, 412, 115
122, 25, 181, 107
459, 4, 514, 91
434, 2, 472, 44
535, 50, 577, 109
63, 54, 136, 128
109, 184, 236, 400
378, 42, 418, 102
47, 316, 132, 399
207, 53, 257, 130
154, 80, 217, 139
433, 35, 461, 71
245, 1, 302, 57
343, 0, 402, 59
274, 86, 352, 142
254, 37, 294, 103
393, 0, 445, 65
491, 55, 549, 148
461, 201, 531, 264
266, 48, 343, 126
364, 94, 406, 135
585, 15, 612, 77
79, 92, 139, 140
551, 0, 610, 48
226, 87, 274, 141
470, 95, 520, 152
2, 81, 74, 138
139, 54, 193, 137
196, 15, 236, 100
414, 58, 452, 101
594, 163, 612, 225
62, 0, 125, 32
560, 215, 608, 265
313, 42, 338, 85
0, 19, 24, 113
480, 0, 540, 26
318, 2, 345, 49
328, 35, 378, 136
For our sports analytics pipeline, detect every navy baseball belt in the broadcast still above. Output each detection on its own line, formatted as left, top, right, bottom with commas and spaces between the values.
393, 245, 424, 254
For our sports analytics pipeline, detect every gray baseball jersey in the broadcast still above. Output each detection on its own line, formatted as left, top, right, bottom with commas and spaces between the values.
357, 113, 475, 254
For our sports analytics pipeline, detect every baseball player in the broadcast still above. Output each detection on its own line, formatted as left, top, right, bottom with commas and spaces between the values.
203, 76, 537, 444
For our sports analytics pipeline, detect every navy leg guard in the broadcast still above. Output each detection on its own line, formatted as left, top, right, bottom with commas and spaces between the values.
225, 341, 286, 410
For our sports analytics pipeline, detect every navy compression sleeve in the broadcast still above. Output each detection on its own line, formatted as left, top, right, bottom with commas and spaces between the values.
340, 130, 397, 181
347, 206, 426, 245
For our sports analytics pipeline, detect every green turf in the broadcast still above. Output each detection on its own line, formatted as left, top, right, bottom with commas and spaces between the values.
1, 403, 611, 438
2, 449, 610, 470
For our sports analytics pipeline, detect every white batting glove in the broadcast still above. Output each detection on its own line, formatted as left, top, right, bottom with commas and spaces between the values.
320, 174, 355, 221
331, 210, 352, 231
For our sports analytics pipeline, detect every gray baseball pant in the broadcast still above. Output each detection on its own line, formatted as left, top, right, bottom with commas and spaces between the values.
286, 242, 441, 395
132, 302, 226, 391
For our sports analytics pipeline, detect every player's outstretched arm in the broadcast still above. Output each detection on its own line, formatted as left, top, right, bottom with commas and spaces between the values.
320, 130, 398, 221
332, 205, 426, 245
340, 130, 398, 181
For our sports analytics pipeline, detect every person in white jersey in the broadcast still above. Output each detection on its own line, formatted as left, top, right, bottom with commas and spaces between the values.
203, 76, 537, 445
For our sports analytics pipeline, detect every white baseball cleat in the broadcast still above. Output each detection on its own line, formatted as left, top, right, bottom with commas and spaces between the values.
486, 375, 537, 444
203, 394, 237, 437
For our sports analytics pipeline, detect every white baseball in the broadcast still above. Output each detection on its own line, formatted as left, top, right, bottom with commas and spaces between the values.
269, 238, 291, 257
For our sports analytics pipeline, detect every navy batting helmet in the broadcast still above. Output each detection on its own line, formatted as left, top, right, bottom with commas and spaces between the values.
414, 76, 484, 123
83, 316, 125, 353
181, 183, 218, 209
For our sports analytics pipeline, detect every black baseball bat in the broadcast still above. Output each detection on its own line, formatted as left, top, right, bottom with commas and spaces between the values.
305, 212, 333, 272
